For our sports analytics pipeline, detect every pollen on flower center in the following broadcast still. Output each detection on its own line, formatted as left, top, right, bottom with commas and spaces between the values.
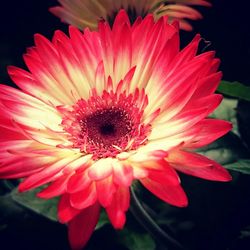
60, 89, 152, 159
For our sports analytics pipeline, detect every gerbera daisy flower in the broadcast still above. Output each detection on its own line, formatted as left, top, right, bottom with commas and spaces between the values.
0, 10, 231, 249
50, 0, 211, 31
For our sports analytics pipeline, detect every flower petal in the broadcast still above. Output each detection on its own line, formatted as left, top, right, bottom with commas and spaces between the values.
106, 186, 130, 229
70, 183, 97, 209
18, 155, 80, 192
113, 161, 133, 186
67, 170, 92, 193
96, 176, 116, 207
58, 194, 81, 223
140, 177, 188, 207
88, 158, 113, 180
145, 161, 180, 186
37, 173, 73, 199
68, 202, 100, 250
168, 150, 232, 181
185, 119, 232, 148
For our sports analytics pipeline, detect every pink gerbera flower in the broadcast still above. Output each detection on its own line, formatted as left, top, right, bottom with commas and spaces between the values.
0, 10, 231, 249
50, 0, 211, 31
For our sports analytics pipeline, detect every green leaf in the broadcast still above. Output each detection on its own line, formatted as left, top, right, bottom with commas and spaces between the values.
217, 81, 250, 101
224, 159, 250, 175
11, 187, 58, 221
118, 228, 156, 250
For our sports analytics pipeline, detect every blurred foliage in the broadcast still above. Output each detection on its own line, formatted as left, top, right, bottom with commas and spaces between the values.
237, 100, 250, 150
240, 225, 250, 239
11, 187, 58, 222
117, 228, 156, 250
224, 160, 250, 174
218, 81, 250, 101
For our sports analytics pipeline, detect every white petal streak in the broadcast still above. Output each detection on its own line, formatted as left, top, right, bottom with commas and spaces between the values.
0, 85, 62, 132
63, 154, 92, 174
112, 160, 133, 186
137, 135, 184, 154
18, 153, 81, 191
149, 107, 208, 141
88, 158, 114, 180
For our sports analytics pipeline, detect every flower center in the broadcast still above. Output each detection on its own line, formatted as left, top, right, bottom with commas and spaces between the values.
100, 123, 115, 135
59, 89, 152, 159
81, 108, 132, 148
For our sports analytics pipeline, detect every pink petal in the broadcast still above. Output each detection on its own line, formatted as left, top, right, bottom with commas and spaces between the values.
169, 150, 232, 181
96, 176, 116, 207
173, 162, 232, 181
140, 177, 188, 207
186, 119, 232, 148
192, 72, 222, 98
166, 34, 200, 73
0, 156, 44, 179
113, 22, 132, 84
55, 35, 91, 99
168, 149, 212, 167
70, 183, 97, 209
98, 21, 114, 78
67, 170, 92, 193
183, 94, 223, 116
88, 158, 113, 180
7, 65, 61, 106
68, 26, 101, 85
112, 9, 130, 32
58, 194, 81, 223
131, 16, 178, 91
18, 157, 78, 192
146, 161, 180, 186
68, 202, 100, 250
113, 161, 133, 186
23, 48, 74, 105
106, 187, 130, 229
37, 173, 73, 199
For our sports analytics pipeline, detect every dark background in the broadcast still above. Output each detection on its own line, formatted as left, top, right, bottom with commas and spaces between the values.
0, 1, 250, 250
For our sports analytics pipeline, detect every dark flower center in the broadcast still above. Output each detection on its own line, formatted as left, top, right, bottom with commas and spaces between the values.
82, 108, 132, 147
100, 123, 115, 136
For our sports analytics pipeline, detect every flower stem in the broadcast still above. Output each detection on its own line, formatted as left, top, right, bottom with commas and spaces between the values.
130, 185, 186, 250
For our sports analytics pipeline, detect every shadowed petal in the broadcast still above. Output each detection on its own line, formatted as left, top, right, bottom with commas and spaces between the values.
68, 202, 101, 250
106, 186, 130, 229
